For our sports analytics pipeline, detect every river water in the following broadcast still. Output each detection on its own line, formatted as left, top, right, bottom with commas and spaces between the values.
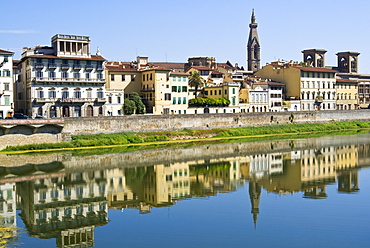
1, 133, 370, 248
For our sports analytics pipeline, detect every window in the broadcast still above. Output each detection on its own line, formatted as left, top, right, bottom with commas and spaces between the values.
173, 76, 176, 82
37, 89, 44, 98
87, 90, 92, 98
232, 88, 236, 94
165, 93, 171, 100
62, 91, 69, 100
97, 91, 104, 98
183, 97, 187, 104
36, 71, 43, 78
117, 96, 121, 104
178, 86, 182, 92
131, 75, 135, 81
74, 72, 80, 79
4, 96, 9, 105
97, 73, 103, 79
183, 77, 187, 82
49, 90, 56, 98
74, 90, 81, 99
108, 96, 112, 103
62, 72, 68, 78
49, 71, 55, 78
111, 74, 115, 81
4, 83, 9, 91
86, 72, 90, 79
173, 97, 176, 104
172, 86, 177, 92
182, 86, 187, 92
178, 97, 181, 104
121, 74, 125, 81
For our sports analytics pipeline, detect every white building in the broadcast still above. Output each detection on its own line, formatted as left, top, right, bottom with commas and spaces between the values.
15, 34, 106, 118
253, 81, 285, 112
0, 49, 14, 118
248, 85, 269, 112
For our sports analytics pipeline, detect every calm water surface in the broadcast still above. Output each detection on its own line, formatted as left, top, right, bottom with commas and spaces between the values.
1, 133, 370, 247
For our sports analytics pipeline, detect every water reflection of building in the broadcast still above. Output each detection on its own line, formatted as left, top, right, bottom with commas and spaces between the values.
17, 170, 108, 248
0, 182, 18, 245
107, 158, 245, 214
247, 145, 362, 225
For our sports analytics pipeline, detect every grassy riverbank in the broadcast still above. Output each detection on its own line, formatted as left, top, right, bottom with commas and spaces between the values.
2, 120, 370, 153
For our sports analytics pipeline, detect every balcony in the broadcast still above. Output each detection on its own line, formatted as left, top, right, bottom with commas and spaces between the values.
315, 96, 324, 103
61, 64, 70, 70
48, 63, 57, 69
141, 87, 155, 92
32, 77, 105, 83
34, 98, 59, 103
73, 64, 82, 70
96, 65, 104, 70
35, 63, 44, 69
60, 98, 96, 103
85, 64, 94, 70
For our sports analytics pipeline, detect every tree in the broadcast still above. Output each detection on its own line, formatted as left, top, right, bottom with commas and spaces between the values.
188, 71, 204, 98
130, 92, 146, 114
123, 99, 136, 115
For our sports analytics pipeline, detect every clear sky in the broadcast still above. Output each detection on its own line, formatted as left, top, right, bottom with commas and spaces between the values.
2, 0, 370, 72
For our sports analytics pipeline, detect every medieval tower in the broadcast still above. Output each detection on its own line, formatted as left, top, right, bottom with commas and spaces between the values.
247, 9, 260, 72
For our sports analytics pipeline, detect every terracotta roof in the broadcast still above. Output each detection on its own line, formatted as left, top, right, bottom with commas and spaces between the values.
211, 71, 223, 75
170, 71, 189, 76
0, 49, 14, 55
336, 78, 358, 83
294, 66, 337, 73
24, 54, 106, 61
149, 62, 185, 70
105, 62, 138, 72
254, 81, 285, 86
189, 66, 212, 71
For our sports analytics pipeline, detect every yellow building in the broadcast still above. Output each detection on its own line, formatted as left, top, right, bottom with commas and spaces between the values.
336, 78, 358, 110
203, 83, 239, 106
141, 69, 189, 114
256, 61, 337, 111
104, 61, 141, 115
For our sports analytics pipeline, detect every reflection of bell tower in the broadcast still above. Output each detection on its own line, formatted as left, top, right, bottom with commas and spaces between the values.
247, 9, 260, 72
302, 49, 327, 67
336, 51, 360, 73
249, 180, 261, 228
338, 170, 359, 193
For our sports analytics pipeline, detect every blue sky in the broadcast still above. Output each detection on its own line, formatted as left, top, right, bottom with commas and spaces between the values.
2, 0, 370, 72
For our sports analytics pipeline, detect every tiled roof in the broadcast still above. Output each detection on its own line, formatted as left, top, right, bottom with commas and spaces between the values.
189, 66, 212, 71
294, 66, 337, 73
336, 78, 358, 83
170, 71, 189, 76
24, 54, 106, 61
0, 49, 14, 55
254, 81, 285, 86
149, 62, 185, 70
105, 62, 138, 72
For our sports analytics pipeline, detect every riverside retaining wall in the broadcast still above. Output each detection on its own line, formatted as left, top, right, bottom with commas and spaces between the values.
62, 109, 370, 135
0, 110, 369, 150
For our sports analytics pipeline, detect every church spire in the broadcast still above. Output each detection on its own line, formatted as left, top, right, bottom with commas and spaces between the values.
247, 9, 260, 72
251, 9, 256, 24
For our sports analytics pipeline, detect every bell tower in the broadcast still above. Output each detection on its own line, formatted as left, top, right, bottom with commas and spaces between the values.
247, 9, 260, 72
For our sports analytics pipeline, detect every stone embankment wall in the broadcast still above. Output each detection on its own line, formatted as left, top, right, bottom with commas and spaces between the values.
63, 110, 370, 135
0, 110, 369, 150
2, 133, 369, 170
